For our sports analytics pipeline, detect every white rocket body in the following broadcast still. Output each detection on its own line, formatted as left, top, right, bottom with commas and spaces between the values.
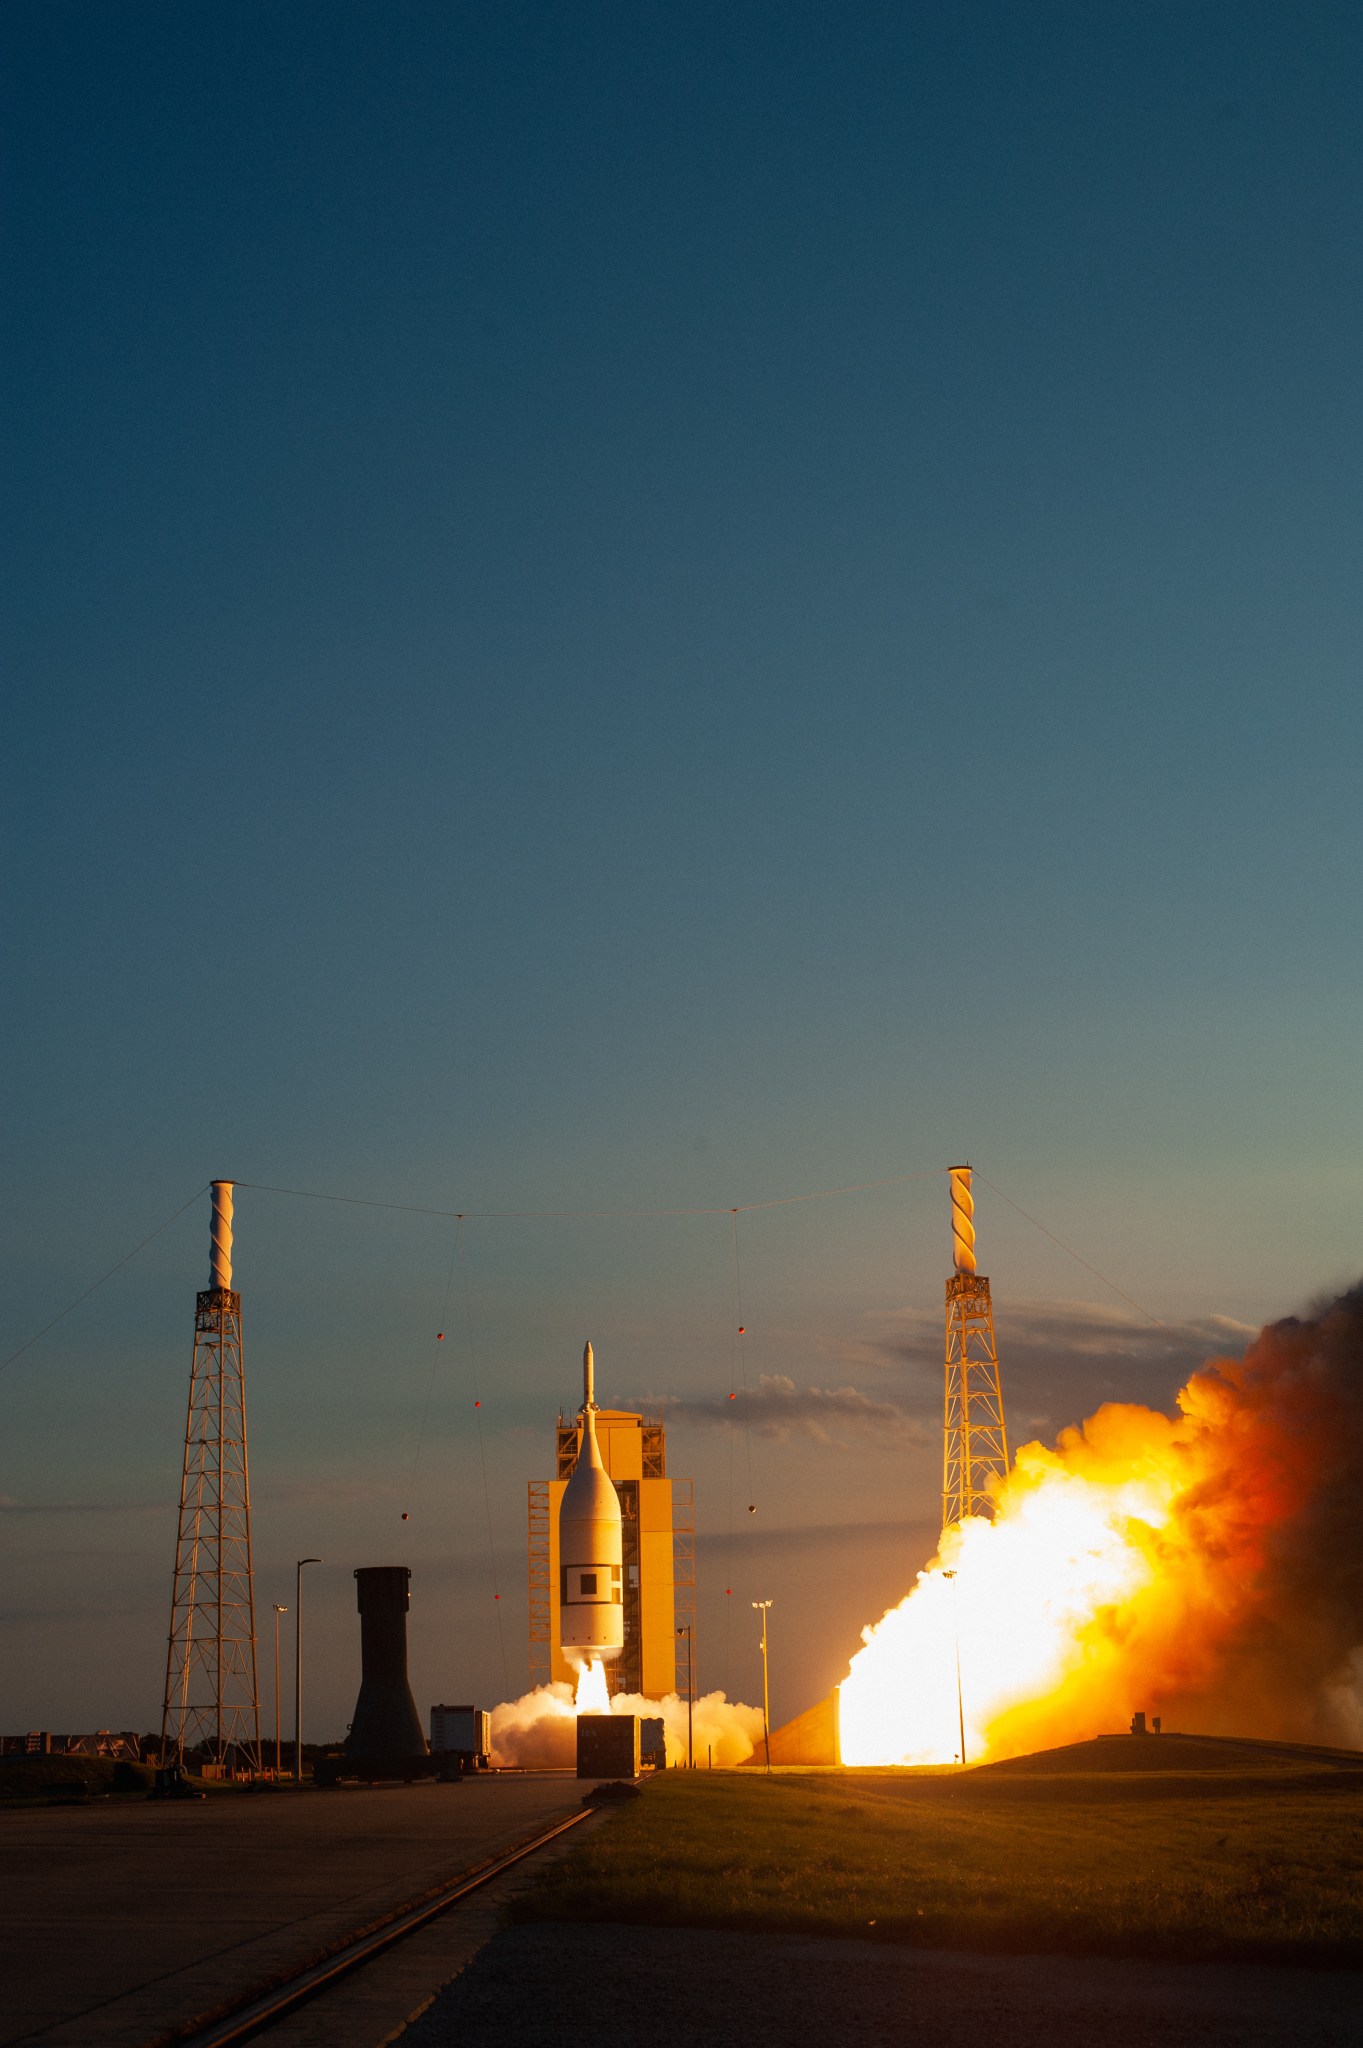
558, 1341, 623, 1663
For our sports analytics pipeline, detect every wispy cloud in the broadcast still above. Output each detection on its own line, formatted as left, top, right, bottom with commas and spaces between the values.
830, 1298, 1257, 1430
652, 1373, 925, 1446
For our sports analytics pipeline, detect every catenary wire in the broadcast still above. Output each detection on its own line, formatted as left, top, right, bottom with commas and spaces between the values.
975, 1173, 1165, 1327
0, 1184, 210, 1376
232, 1170, 946, 1220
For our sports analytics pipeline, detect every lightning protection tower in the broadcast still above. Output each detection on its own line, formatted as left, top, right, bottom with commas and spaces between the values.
942, 1165, 1009, 1528
160, 1181, 261, 1771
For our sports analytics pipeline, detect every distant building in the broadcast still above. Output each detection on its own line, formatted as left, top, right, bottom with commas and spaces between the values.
529, 1407, 693, 1697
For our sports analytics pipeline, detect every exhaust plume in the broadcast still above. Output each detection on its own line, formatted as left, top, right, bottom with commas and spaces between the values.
841, 1284, 1363, 1763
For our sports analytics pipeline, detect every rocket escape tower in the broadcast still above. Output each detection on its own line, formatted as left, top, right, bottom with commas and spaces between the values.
942, 1166, 1009, 1529
160, 1182, 261, 1769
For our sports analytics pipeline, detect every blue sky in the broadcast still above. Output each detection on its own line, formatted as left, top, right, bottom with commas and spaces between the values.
3, 2, 1362, 1735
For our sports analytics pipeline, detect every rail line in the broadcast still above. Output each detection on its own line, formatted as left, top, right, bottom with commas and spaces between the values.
158, 1804, 595, 2048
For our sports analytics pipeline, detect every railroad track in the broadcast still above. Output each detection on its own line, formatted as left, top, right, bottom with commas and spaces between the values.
160, 1804, 595, 2048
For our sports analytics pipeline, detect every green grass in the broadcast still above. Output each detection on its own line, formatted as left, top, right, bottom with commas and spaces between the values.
514, 1766, 1363, 1965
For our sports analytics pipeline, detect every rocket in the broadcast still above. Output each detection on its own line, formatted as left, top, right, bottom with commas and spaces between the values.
558, 1340, 624, 1663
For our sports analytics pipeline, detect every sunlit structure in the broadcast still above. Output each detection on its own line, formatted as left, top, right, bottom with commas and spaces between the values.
160, 1181, 261, 1770
943, 1165, 1009, 1527
529, 1355, 694, 1698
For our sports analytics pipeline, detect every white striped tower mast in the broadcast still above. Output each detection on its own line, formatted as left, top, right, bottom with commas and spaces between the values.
160, 1181, 262, 1770
942, 1166, 1009, 1528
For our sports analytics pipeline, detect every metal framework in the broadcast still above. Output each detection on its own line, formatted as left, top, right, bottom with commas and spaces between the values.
160, 1184, 261, 1770
527, 1479, 551, 1686
942, 1167, 1009, 1528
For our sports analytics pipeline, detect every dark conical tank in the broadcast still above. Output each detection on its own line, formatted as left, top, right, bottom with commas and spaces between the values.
343, 1566, 428, 1761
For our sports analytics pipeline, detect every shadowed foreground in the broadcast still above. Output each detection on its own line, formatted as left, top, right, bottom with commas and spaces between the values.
509, 1753, 1363, 1965
402, 1921, 1363, 2048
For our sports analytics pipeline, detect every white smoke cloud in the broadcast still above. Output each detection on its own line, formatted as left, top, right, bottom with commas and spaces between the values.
489, 1682, 764, 1768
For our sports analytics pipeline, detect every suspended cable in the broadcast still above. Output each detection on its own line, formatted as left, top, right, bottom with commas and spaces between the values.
232, 1168, 946, 1222
457, 1221, 511, 1699
0, 1184, 210, 1377
723, 1213, 736, 1695
974, 1174, 1165, 1328
402, 1216, 463, 1517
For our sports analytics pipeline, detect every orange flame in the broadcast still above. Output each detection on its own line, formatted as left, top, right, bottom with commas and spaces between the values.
841, 1292, 1363, 1764
573, 1656, 612, 1713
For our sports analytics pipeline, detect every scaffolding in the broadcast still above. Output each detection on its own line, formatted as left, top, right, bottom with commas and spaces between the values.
527, 1479, 551, 1686
160, 1184, 261, 1770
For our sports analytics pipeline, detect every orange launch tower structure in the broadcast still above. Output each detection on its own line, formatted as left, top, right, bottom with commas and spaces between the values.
160, 1181, 262, 1770
529, 1395, 694, 1698
943, 1165, 1009, 1527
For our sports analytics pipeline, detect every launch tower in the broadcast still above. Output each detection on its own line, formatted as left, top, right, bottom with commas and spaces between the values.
159, 1182, 262, 1770
942, 1166, 1009, 1528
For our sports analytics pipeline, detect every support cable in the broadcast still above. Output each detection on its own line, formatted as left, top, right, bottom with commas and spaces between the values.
0, 1184, 210, 1376
403, 1218, 462, 1515
232, 1170, 946, 1221
457, 1221, 511, 1699
974, 1174, 1165, 1328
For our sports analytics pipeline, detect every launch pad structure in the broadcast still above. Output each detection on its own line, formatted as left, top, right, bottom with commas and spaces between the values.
943, 1165, 1009, 1527
529, 1397, 694, 1698
159, 1182, 262, 1770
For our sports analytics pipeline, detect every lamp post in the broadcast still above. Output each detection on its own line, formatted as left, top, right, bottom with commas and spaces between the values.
752, 1600, 772, 1773
272, 1604, 288, 1777
294, 1558, 322, 1785
942, 1570, 966, 1766
676, 1625, 694, 1768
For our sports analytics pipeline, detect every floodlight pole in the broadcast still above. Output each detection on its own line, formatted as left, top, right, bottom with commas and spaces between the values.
272, 1604, 287, 1776
752, 1600, 773, 1773
943, 1570, 967, 1766
294, 1558, 322, 1784
677, 1624, 694, 1767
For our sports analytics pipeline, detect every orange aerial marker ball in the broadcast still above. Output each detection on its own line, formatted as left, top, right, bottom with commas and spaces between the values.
474, 1399, 481, 1408
728, 1391, 736, 1400
401, 1512, 409, 1521
436, 1332, 444, 1340
738, 1326, 745, 1334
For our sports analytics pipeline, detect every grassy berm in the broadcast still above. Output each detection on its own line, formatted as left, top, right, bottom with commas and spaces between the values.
516, 1745, 1363, 1966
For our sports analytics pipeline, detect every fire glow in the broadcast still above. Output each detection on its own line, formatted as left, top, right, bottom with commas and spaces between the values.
573, 1655, 612, 1713
841, 1289, 1363, 1765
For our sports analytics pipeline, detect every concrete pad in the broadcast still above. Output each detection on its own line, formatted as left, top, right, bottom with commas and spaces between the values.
0, 1775, 583, 2048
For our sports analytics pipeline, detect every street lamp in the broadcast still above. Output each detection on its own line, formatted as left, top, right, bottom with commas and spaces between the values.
752, 1600, 773, 1773
294, 1558, 322, 1785
272, 1604, 288, 1777
942, 1570, 966, 1766
676, 1625, 694, 1768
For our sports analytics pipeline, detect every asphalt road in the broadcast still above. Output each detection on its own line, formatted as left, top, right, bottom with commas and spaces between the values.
0, 1775, 583, 2048
402, 1922, 1363, 2048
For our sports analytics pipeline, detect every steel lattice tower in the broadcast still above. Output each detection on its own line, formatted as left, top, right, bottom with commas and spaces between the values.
160, 1181, 261, 1770
942, 1166, 1009, 1528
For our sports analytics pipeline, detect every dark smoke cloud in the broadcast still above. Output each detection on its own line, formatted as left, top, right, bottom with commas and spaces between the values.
653, 1373, 924, 1445
1167, 1282, 1363, 1748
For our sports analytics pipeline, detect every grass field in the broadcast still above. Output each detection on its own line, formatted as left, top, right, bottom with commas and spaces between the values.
516, 1757, 1363, 1965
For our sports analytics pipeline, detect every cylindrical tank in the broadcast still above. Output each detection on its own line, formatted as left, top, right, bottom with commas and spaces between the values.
343, 1566, 428, 1759
559, 1342, 623, 1661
